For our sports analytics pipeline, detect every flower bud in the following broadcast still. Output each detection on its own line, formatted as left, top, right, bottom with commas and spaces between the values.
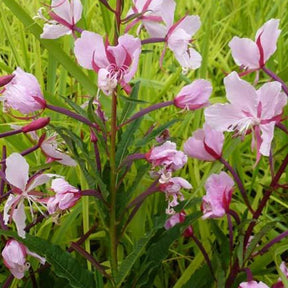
22, 117, 50, 133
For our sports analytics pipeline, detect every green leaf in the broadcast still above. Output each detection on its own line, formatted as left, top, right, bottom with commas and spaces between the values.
0, 230, 95, 288
115, 117, 142, 167
1, 0, 97, 96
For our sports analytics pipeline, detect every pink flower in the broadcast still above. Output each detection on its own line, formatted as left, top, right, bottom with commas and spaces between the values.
166, 15, 202, 72
202, 172, 234, 219
1, 68, 46, 114
238, 281, 269, 288
74, 32, 141, 95
184, 124, 224, 161
125, 0, 176, 37
159, 177, 192, 214
2, 239, 45, 279
146, 141, 187, 173
40, 0, 83, 39
229, 19, 280, 70
47, 178, 81, 214
164, 211, 193, 237
4, 153, 57, 238
174, 79, 212, 110
205, 72, 287, 161
40, 134, 77, 166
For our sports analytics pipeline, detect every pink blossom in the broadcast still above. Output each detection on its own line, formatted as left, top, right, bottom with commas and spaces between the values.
229, 19, 280, 70
40, 0, 83, 39
1, 68, 46, 114
2, 240, 45, 279
238, 281, 269, 288
74, 32, 141, 95
165, 15, 202, 72
146, 141, 187, 173
184, 124, 224, 161
159, 177, 192, 214
125, 0, 176, 37
40, 134, 77, 166
164, 211, 193, 237
174, 79, 212, 110
205, 72, 287, 161
47, 178, 81, 214
3, 153, 57, 238
202, 172, 234, 219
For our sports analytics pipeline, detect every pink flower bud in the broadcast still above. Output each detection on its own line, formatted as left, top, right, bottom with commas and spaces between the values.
164, 211, 193, 237
22, 117, 50, 133
2, 239, 45, 279
174, 79, 212, 110
2, 68, 46, 114
0, 74, 14, 87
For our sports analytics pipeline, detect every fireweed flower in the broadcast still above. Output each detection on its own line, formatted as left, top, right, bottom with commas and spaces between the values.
0, 68, 46, 114
1, 239, 45, 279
238, 281, 269, 288
39, 0, 83, 39
202, 172, 234, 219
165, 15, 202, 73
174, 79, 212, 110
47, 178, 81, 215
229, 19, 280, 70
3, 153, 58, 238
125, 0, 176, 37
146, 141, 187, 180
159, 177, 192, 215
164, 211, 193, 237
184, 124, 224, 161
205, 72, 287, 161
74, 32, 141, 95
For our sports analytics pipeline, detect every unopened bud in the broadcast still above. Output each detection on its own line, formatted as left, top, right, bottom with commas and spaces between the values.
22, 117, 50, 133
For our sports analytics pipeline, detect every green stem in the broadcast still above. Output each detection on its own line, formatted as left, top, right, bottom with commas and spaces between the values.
109, 90, 118, 276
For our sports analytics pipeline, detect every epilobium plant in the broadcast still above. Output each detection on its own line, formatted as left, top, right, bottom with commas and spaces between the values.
0, 1, 288, 287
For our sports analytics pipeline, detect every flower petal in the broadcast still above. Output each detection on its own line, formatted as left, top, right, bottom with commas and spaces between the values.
3, 194, 17, 224
41, 23, 70, 39
73, 0, 83, 23
12, 200, 26, 238
6, 153, 29, 190
259, 122, 275, 156
51, 178, 78, 194
52, 0, 72, 23
255, 19, 281, 63
228, 37, 260, 69
174, 48, 202, 70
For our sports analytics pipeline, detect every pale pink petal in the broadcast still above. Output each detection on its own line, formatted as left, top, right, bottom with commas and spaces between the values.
74, 31, 107, 70
204, 103, 246, 132
51, 178, 78, 194
174, 48, 202, 70
57, 193, 78, 210
259, 122, 275, 156
73, 0, 83, 23
3, 194, 18, 224
168, 28, 191, 55
239, 280, 269, 288
255, 19, 281, 63
12, 201, 27, 238
257, 81, 285, 119
164, 212, 184, 229
228, 37, 260, 69
174, 79, 212, 110
27, 174, 56, 192
158, 0, 176, 28
26, 249, 46, 265
184, 129, 215, 161
170, 177, 192, 190
6, 153, 29, 190
176, 15, 201, 37
204, 124, 224, 157
41, 23, 70, 39
144, 22, 167, 38
52, 0, 72, 23
224, 72, 258, 113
